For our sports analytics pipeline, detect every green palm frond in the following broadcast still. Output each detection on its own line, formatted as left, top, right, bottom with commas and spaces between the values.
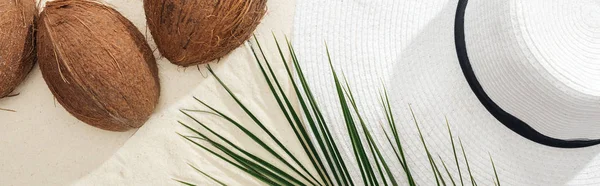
177, 37, 501, 186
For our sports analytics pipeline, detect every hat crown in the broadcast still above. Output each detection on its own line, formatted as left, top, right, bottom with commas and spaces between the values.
517, 1, 600, 96
464, 0, 600, 140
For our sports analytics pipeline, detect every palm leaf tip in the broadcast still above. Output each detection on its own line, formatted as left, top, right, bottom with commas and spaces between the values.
173, 179, 197, 186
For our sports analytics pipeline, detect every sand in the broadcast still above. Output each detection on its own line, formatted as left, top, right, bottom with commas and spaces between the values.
0, 0, 296, 185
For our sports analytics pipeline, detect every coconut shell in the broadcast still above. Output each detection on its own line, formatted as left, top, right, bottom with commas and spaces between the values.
37, 0, 160, 131
144, 0, 267, 66
0, 0, 36, 98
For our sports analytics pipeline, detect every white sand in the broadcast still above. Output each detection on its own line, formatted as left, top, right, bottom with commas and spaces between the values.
0, 0, 296, 185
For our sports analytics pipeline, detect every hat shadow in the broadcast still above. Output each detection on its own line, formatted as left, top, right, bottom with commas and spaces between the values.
387, 1, 600, 185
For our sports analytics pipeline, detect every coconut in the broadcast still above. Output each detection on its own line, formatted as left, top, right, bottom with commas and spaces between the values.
0, 0, 36, 98
144, 0, 267, 66
37, 0, 160, 131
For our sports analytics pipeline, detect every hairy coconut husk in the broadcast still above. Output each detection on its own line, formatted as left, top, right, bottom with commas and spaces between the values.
144, 0, 267, 66
37, 0, 160, 131
0, 0, 36, 98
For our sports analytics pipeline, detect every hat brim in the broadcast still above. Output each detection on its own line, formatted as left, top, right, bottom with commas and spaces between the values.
293, 0, 600, 185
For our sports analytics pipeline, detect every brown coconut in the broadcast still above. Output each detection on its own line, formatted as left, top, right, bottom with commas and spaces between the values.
144, 0, 267, 66
0, 0, 36, 98
37, 0, 160, 131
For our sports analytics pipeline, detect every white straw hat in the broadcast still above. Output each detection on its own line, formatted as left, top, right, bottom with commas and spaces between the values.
294, 0, 600, 185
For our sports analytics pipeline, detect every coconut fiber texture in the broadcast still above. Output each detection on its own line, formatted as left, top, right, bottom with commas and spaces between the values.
0, 0, 36, 98
37, 0, 160, 131
144, 0, 267, 66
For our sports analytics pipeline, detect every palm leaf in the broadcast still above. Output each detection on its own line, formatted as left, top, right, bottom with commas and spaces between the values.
173, 179, 197, 186
459, 138, 478, 186
177, 37, 501, 186
188, 164, 228, 186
